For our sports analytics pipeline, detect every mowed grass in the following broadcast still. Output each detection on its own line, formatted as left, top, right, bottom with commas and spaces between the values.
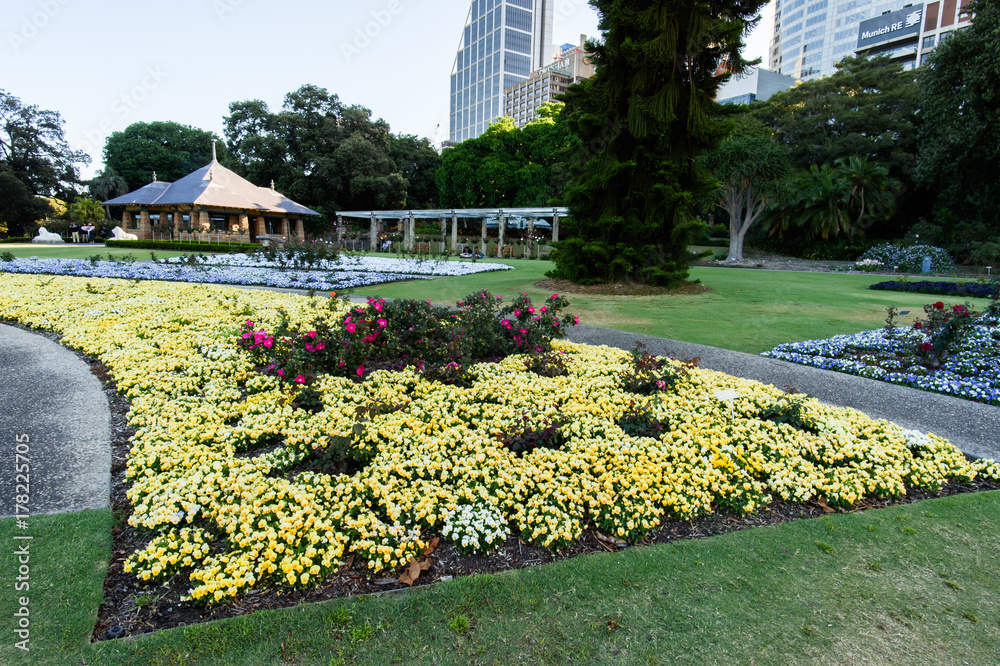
1, 244, 194, 261
10, 491, 994, 665
0, 509, 112, 665
355, 259, 992, 354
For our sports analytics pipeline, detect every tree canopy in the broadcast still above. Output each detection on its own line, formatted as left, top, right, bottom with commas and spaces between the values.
0, 162, 52, 236
225, 84, 436, 227
916, 0, 1000, 264
103, 121, 228, 193
436, 104, 576, 208
751, 55, 920, 235
1, 89, 89, 200
701, 117, 791, 261
549, 0, 766, 286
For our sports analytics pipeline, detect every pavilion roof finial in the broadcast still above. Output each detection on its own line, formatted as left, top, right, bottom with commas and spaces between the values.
152, 171, 157, 182
270, 179, 275, 190
211, 139, 217, 162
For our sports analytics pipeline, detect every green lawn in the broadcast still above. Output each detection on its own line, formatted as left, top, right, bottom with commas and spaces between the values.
6, 492, 999, 665
355, 259, 991, 354
1, 244, 192, 261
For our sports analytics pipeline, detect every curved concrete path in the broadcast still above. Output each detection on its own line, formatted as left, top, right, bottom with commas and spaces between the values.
0, 323, 110, 518
567, 324, 1000, 461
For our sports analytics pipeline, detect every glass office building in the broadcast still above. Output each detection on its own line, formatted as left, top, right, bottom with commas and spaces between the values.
449, 0, 554, 143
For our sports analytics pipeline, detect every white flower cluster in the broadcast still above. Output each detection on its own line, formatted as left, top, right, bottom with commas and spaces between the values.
900, 429, 934, 449
441, 503, 508, 555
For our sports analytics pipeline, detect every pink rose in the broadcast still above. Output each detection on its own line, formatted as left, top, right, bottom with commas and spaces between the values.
294, 375, 306, 384
356, 365, 365, 377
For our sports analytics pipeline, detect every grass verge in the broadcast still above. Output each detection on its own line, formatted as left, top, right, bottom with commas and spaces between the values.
79, 490, 1000, 665
354, 260, 992, 354
1, 244, 194, 261
0, 509, 112, 665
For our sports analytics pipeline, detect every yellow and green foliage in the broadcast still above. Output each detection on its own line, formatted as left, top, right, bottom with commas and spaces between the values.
1, 274, 996, 604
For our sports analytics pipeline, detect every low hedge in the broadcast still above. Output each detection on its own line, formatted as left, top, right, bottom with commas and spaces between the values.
105, 239, 261, 253
869, 280, 1000, 299
0, 237, 32, 244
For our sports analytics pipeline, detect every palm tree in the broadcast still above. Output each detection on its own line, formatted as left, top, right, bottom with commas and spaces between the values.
836, 155, 897, 238
88, 167, 129, 218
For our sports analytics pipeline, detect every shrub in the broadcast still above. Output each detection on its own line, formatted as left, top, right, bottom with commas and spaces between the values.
236, 290, 578, 389
869, 280, 999, 300
857, 243, 954, 273
105, 239, 261, 253
0, 237, 32, 244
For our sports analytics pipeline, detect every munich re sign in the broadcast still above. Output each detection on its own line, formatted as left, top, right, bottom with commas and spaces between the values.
856, 4, 924, 49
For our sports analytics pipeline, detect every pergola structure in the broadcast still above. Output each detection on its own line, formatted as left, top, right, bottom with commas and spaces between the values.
336, 207, 569, 256
103, 146, 320, 243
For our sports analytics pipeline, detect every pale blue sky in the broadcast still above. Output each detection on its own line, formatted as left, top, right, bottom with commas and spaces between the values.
1, 0, 771, 179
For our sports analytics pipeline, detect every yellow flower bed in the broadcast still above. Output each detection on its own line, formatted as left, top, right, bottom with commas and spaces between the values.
2, 274, 997, 603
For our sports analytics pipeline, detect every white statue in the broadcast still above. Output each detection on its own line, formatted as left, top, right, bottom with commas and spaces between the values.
111, 226, 138, 241
31, 226, 65, 244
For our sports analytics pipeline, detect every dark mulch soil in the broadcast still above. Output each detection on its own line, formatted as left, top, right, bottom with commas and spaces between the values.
535, 278, 711, 296
4, 319, 998, 642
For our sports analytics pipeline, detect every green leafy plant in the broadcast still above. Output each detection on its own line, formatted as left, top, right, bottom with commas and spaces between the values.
496, 414, 565, 455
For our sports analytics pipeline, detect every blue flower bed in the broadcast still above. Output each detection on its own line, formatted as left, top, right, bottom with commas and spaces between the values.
0, 257, 429, 291
869, 280, 1000, 299
762, 319, 1000, 405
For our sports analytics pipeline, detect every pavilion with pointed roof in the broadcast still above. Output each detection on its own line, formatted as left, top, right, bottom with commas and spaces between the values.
102, 144, 320, 243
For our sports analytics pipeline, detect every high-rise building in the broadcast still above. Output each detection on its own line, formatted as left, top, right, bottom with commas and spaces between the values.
449, 0, 554, 143
503, 38, 595, 128
768, 0, 972, 80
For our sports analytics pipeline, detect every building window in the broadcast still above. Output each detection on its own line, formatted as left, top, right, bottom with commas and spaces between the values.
505, 29, 532, 54
505, 6, 533, 32
923, 34, 936, 48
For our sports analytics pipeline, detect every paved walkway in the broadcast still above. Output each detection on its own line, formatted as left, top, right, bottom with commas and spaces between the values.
567, 324, 1000, 461
0, 323, 110, 518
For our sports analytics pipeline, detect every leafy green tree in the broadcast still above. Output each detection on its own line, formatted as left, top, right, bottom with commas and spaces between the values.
87, 167, 129, 202
436, 107, 575, 209
0, 163, 52, 236
388, 134, 441, 209
225, 85, 416, 227
767, 156, 896, 244
701, 117, 791, 261
103, 121, 227, 192
549, 0, 765, 286
752, 55, 920, 234
916, 0, 1000, 258
0, 89, 90, 201
68, 198, 106, 224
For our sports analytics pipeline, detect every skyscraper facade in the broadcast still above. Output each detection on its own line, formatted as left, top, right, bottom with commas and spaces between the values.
768, 0, 972, 80
449, 0, 554, 143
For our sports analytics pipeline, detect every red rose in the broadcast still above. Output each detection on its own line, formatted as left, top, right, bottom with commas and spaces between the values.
933, 301, 945, 309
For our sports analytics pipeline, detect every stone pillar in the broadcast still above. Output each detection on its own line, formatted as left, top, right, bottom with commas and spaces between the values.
281, 218, 290, 240
173, 211, 182, 236
122, 211, 132, 230
369, 215, 378, 252
408, 214, 416, 251
139, 210, 152, 240
450, 214, 458, 254
199, 211, 211, 231
256, 216, 266, 238
295, 218, 305, 242
527, 218, 536, 259
402, 216, 410, 252
228, 214, 239, 232
497, 214, 507, 258
552, 213, 560, 244
480, 217, 487, 256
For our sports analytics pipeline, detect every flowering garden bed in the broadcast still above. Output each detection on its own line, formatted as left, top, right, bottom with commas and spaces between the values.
763, 300, 1000, 405
869, 279, 1000, 300
2, 274, 999, 637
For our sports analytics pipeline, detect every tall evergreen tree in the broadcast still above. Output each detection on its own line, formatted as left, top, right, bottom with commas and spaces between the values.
916, 0, 1000, 263
549, 0, 765, 286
